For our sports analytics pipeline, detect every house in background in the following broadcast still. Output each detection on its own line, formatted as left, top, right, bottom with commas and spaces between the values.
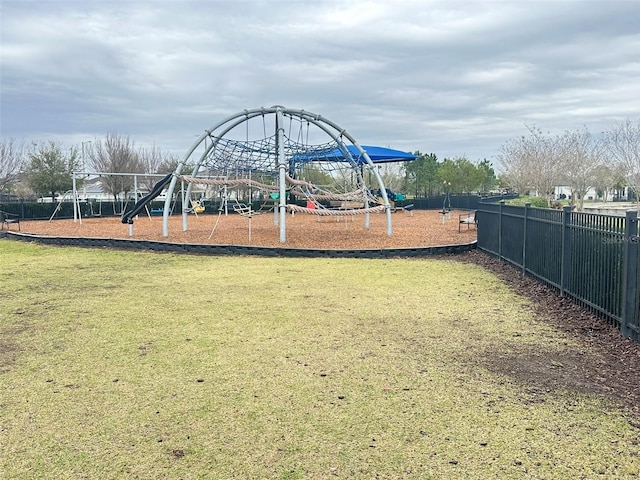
553, 185, 631, 203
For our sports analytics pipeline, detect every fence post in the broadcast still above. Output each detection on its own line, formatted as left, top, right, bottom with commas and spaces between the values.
620, 210, 638, 338
498, 200, 504, 260
560, 205, 572, 298
522, 203, 530, 275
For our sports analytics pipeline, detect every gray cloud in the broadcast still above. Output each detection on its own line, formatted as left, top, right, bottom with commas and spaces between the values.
1, 0, 638, 165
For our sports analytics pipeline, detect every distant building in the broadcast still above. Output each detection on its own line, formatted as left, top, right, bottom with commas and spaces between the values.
554, 185, 630, 202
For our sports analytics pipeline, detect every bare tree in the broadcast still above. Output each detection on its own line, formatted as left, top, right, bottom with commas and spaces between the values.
497, 135, 531, 194
377, 163, 405, 193
0, 138, 26, 196
137, 144, 178, 192
498, 125, 561, 204
603, 118, 640, 205
89, 133, 143, 203
592, 163, 623, 203
525, 126, 561, 204
557, 126, 604, 210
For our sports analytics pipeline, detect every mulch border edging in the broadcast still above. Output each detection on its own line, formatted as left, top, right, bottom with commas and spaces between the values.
3, 231, 476, 258
2, 232, 477, 258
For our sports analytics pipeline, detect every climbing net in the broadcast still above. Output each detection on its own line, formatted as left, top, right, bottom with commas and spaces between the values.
180, 111, 386, 214
179, 173, 385, 216
162, 106, 394, 241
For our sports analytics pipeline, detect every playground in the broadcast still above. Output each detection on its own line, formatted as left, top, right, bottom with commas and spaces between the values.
17, 208, 476, 249
16, 106, 479, 250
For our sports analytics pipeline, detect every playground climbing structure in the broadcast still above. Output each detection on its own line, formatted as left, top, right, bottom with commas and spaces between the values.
162, 106, 401, 243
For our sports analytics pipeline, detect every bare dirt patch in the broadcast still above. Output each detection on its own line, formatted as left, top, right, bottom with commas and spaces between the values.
459, 250, 640, 420
0, 321, 33, 375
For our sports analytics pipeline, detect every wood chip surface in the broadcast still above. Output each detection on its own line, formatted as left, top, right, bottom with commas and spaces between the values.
18, 209, 476, 249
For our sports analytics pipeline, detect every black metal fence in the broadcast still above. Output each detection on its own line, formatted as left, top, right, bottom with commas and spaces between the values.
2, 193, 517, 221
393, 193, 517, 210
477, 201, 640, 343
0, 200, 183, 221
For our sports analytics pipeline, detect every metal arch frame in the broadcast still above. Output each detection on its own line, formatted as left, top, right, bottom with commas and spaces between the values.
162, 106, 393, 242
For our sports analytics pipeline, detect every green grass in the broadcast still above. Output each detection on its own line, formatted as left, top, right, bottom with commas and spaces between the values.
1, 241, 638, 479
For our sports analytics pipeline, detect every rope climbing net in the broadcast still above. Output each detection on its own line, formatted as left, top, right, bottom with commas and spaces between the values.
162, 106, 395, 241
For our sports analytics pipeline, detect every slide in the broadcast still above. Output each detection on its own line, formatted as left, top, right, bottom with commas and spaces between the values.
121, 173, 173, 224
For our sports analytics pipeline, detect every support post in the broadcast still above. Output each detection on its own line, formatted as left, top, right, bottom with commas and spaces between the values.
620, 210, 638, 338
522, 203, 530, 275
560, 205, 572, 297
498, 200, 504, 260
72, 175, 78, 223
276, 108, 287, 243
181, 178, 188, 231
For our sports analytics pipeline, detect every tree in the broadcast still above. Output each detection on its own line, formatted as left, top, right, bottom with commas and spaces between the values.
497, 125, 562, 204
157, 157, 194, 176
26, 141, 80, 200
438, 157, 485, 193
591, 164, 616, 203
497, 135, 531, 194
138, 144, 178, 192
0, 138, 26, 196
377, 163, 405, 194
298, 164, 334, 187
557, 126, 604, 210
477, 159, 497, 193
89, 133, 143, 202
403, 152, 439, 197
603, 118, 640, 204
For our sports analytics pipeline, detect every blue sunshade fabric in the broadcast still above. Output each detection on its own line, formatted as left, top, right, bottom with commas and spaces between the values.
291, 145, 416, 164
330, 145, 416, 163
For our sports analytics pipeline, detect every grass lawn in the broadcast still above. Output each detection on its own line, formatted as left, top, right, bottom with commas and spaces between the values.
1, 241, 638, 479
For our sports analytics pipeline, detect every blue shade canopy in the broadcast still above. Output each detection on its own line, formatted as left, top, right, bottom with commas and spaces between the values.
328, 145, 416, 163
290, 145, 416, 164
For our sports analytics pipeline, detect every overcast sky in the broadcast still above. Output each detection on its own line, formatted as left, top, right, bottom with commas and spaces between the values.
1, 0, 639, 168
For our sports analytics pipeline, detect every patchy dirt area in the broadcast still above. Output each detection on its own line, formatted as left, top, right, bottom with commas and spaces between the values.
17, 209, 476, 250
0, 321, 33, 375
459, 250, 640, 421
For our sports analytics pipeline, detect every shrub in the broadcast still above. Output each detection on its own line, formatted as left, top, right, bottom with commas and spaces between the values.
505, 196, 549, 208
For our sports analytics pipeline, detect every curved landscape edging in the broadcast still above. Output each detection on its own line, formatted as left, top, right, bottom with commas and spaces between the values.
3, 231, 477, 258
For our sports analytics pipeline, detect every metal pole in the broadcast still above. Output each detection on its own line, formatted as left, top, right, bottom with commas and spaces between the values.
276, 107, 287, 243
560, 205, 572, 297
81, 140, 91, 203
182, 178, 188, 231
72, 174, 78, 222
620, 210, 638, 338
498, 200, 504, 260
522, 203, 530, 275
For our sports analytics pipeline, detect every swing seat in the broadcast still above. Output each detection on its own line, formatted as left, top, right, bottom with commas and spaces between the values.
233, 203, 254, 216
190, 200, 205, 214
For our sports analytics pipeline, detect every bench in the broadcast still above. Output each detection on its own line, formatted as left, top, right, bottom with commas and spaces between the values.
458, 210, 476, 232
1, 211, 21, 231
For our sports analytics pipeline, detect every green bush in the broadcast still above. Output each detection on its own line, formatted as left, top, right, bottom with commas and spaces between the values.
505, 196, 549, 208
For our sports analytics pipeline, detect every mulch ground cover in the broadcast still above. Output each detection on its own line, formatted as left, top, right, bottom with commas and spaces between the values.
17, 209, 476, 249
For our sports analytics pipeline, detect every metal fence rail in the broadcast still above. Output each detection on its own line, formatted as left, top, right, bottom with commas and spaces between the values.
477, 201, 639, 343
